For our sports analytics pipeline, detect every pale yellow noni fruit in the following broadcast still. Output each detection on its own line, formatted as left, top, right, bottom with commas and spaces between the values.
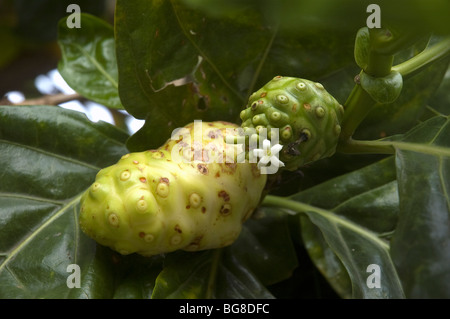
79, 121, 267, 257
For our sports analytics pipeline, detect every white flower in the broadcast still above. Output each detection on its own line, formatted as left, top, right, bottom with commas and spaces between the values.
253, 139, 284, 170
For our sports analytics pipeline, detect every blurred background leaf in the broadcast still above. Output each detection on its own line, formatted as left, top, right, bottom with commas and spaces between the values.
0, 0, 112, 98
58, 13, 123, 109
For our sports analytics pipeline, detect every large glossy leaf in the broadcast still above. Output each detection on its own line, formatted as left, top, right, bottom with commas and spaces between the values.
151, 209, 297, 299
263, 115, 450, 299
0, 105, 129, 298
115, 0, 254, 150
287, 157, 403, 298
390, 115, 450, 298
58, 13, 122, 109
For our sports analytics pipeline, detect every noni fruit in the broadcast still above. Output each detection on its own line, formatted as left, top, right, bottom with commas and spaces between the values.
79, 121, 267, 257
240, 76, 344, 171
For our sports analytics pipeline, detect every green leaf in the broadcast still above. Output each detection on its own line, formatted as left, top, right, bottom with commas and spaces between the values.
151, 209, 297, 298
115, 0, 256, 150
428, 65, 450, 115
58, 13, 122, 109
390, 115, 450, 298
115, 0, 355, 151
302, 208, 403, 299
265, 157, 405, 298
299, 215, 352, 299
0, 105, 129, 298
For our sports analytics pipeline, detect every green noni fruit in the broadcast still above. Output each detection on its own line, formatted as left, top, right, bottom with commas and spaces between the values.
240, 76, 345, 171
79, 121, 267, 257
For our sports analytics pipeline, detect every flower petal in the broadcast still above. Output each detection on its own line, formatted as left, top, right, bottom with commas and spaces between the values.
259, 156, 270, 165
270, 156, 285, 167
262, 139, 271, 151
270, 144, 283, 155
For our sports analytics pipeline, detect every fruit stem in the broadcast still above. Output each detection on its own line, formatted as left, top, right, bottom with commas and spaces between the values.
339, 83, 377, 144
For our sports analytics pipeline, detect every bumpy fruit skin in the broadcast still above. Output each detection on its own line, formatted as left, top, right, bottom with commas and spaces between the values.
240, 76, 344, 171
79, 121, 267, 257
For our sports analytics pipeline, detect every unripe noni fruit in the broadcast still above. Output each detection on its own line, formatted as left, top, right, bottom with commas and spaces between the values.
240, 76, 344, 171
79, 121, 267, 257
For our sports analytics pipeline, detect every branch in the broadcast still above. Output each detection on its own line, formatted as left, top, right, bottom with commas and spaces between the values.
0, 93, 83, 106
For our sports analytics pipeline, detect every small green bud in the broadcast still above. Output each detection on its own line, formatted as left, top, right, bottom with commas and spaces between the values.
359, 70, 403, 104
240, 76, 344, 171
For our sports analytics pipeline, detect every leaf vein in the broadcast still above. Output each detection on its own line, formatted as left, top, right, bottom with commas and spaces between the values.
169, 0, 244, 102
70, 43, 118, 89
0, 194, 82, 273
0, 139, 101, 171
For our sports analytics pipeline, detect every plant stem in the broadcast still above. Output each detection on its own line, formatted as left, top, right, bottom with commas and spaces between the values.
1, 93, 82, 106
339, 83, 377, 143
262, 195, 391, 250
339, 29, 397, 144
392, 37, 450, 79
365, 28, 395, 77
338, 138, 395, 155
365, 52, 394, 77
339, 138, 450, 157
339, 36, 450, 151
262, 194, 314, 214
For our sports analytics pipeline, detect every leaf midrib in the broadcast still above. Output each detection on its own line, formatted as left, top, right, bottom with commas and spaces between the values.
169, 0, 245, 102
69, 42, 118, 89
0, 194, 82, 273
0, 139, 101, 171
263, 196, 390, 250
